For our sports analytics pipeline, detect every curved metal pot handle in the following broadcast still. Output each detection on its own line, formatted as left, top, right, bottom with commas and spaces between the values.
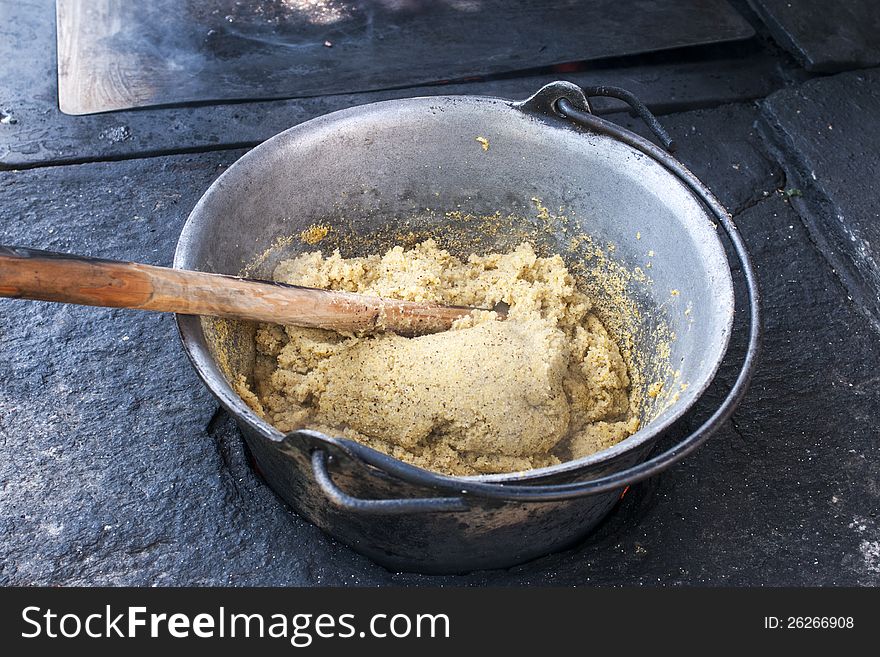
311, 450, 468, 514
514, 81, 676, 151
310, 83, 761, 507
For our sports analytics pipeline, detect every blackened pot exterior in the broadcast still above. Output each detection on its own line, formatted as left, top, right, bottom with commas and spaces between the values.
241, 422, 650, 573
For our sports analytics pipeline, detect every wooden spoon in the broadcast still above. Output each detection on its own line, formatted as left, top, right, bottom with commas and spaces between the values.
0, 246, 502, 336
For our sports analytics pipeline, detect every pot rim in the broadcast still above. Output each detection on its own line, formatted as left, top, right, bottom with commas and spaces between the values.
174, 89, 735, 486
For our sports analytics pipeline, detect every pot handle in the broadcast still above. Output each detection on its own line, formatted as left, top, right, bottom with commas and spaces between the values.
311, 450, 469, 514
513, 81, 676, 151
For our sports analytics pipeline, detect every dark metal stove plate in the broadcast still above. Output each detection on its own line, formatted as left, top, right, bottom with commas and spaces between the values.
56, 0, 754, 115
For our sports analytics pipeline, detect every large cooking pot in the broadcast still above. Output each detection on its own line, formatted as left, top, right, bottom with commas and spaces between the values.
174, 82, 760, 573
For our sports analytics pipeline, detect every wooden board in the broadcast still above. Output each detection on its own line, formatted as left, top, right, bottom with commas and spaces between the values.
56, 0, 754, 115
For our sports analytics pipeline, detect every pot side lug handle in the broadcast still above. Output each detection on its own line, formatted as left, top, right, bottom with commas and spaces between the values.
512, 80, 592, 118
311, 450, 469, 515
515, 81, 676, 152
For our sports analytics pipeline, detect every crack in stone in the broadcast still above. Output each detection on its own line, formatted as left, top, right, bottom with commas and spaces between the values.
0, 141, 258, 173
755, 105, 880, 335
728, 415, 747, 443
729, 184, 785, 219
204, 405, 247, 502
205, 404, 227, 435
126, 538, 172, 557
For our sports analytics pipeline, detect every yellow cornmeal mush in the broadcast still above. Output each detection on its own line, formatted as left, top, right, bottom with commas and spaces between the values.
237, 240, 639, 476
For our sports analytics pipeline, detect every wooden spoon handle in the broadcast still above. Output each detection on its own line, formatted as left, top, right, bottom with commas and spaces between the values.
0, 246, 473, 335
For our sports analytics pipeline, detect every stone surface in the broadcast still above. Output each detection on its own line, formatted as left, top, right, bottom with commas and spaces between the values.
760, 68, 880, 330
748, 0, 880, 72
0, 0, 788, 169
0, 152, 388, 585
2, 100, 879, 585
616, 102, 784, 214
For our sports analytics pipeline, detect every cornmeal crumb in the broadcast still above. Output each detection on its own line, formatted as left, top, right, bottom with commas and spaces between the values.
299, 223, 330, 245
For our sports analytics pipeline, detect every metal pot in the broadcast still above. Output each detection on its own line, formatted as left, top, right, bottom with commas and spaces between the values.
174, 82, 760, 574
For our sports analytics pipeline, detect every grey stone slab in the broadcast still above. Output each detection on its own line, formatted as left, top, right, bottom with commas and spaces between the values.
613, 102, 785, 214
0, 151, 389, 585
748, 0, 880, 72
759, 68, 880, 330
1, 0, 786, 169
2, 104, 879, 586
